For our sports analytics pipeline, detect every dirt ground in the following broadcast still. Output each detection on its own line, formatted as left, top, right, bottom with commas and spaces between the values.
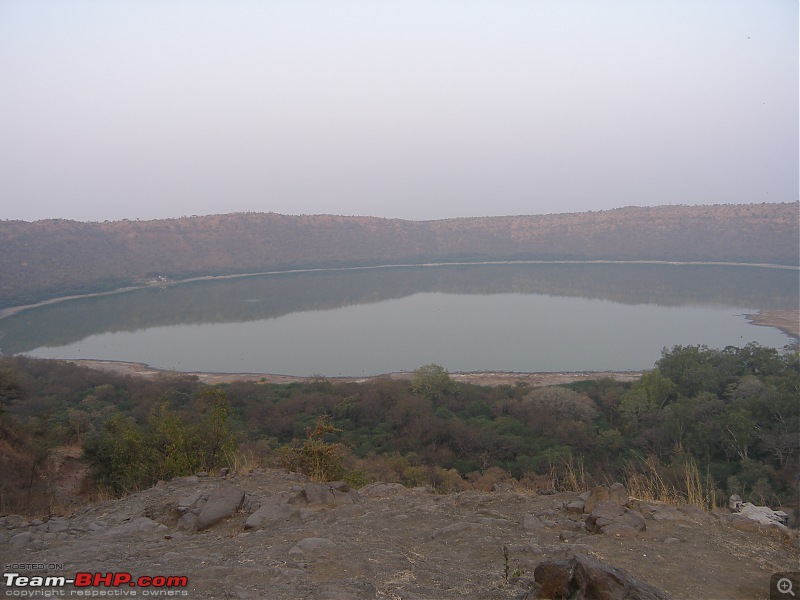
3, 469, 797, 599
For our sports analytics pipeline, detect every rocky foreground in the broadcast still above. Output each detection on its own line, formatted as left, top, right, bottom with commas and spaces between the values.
2, 469, 798, 599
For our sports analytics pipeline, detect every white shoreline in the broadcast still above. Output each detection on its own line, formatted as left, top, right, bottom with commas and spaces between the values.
1, 258, 797, 320
60, 358, 644, 387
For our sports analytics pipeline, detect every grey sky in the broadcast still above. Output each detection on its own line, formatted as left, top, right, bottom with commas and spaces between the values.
0, 0, 797, 222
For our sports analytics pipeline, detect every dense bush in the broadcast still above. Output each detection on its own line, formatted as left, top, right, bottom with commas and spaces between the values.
1, 343, 797, 514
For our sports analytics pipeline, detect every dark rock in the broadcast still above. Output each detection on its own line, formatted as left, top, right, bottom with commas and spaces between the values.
600, 522, 641, 538
608, 482, 629, 506
583, 485, 610, 514
559, 530, 588, 542
46, 518, 70, 534
565, 500, 586, 513
561, 519, 585, 531
2, 515, 27, 529
534, 554, 671, 599
9, 531, 35, 545
244, 502, 299, 530
176, 490, 204, 514
196, 486, 244, 531
586, 501, 645, 536
176, 513, 198, 531
534, 560, 575, 599
523, 514, 545, 530
730, 515, 761, 533
291, 482, 360, 508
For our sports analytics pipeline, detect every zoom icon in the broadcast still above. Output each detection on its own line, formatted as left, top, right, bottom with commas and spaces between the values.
772, 573, 800, 600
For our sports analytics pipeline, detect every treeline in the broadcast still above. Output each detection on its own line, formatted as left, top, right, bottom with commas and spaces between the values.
1, 203, 798, 309
0, 344, 798, 520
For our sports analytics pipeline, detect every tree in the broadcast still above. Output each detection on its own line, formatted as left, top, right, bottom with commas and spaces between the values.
523, 387, 597, 422
84, 387, 237, 493
719, 407, 757, 461
277, 415, 344, 482
411, 364, 458, 402
0, 364, 24, 419
637, 370, 677, 410
619, 387, 653, 430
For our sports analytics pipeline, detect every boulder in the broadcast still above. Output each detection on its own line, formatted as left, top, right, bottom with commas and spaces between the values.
608, 482, 629, 506
244, 502, 299, 530
289, 482, 361, 508
534, 554, 672, 600
176, 513, 198, 532
9, 531, 35, 545
358, 482, 407, 498
175, 490, 205, 514
737, 503, 789, 527
583, 485, 610, 514
196, 486, 244, 531
565, 500, 586, 513
46, 518, 70, 534
585, 501, 645, 536
583, 483, 628, 514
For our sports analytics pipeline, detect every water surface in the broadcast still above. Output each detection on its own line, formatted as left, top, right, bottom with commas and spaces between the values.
2, 263, 796, 376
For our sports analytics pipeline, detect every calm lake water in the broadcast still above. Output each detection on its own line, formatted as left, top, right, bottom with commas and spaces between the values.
2, 263, 796, 376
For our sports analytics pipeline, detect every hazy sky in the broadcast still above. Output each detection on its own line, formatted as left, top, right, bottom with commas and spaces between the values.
1, 1, 797, 222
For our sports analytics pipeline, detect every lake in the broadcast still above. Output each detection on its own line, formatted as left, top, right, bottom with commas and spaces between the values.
1, 263, 796, 376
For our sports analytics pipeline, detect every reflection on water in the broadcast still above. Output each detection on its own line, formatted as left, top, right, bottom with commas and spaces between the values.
1, 263, 797, 375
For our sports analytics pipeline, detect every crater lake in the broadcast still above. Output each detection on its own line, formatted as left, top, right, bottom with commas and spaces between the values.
1, 263, 796, 376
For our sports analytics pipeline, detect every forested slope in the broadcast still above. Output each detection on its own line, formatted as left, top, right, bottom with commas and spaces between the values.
0, 203, 797, 309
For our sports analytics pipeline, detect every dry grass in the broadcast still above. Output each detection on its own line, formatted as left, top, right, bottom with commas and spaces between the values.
224, 447, 264, 474
625, 456, 716, 509
548, 456, 591, 493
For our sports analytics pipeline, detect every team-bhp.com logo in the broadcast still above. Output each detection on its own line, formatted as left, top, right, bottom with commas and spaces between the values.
3, 572, 189, 596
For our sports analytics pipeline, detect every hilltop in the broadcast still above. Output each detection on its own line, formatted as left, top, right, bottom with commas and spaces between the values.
0, 203, 797, 309
3, 468, 797, 599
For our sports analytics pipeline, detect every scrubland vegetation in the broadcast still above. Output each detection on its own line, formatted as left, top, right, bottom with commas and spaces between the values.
0, 343, 797, 524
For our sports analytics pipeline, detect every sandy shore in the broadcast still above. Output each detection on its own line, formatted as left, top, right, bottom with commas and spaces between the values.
63, 358, 643, 387
745, 309, 800, 347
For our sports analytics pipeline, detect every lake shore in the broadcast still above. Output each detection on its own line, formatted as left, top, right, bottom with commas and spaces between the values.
63, 358, 643, 387
744, 309, 800, 347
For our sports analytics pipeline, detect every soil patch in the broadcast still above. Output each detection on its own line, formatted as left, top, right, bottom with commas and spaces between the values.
3, 469, 797, 599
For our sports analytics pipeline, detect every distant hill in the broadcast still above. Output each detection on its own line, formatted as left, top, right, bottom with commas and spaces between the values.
0, 203, 797, 309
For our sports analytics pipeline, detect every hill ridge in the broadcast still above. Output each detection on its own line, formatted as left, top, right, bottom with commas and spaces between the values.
1, 203, 797, 309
